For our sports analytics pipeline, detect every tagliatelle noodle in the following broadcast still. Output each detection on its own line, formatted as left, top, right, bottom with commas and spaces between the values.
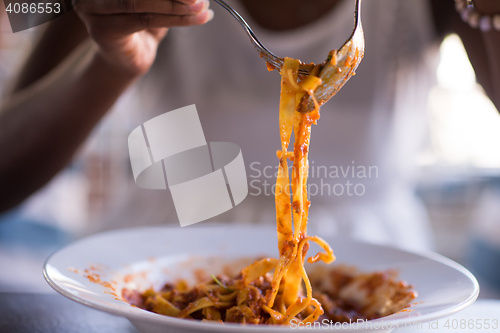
265, 58, 335, 325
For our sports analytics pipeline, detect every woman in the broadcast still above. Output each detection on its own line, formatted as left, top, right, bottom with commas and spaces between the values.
0, 0, 499, 250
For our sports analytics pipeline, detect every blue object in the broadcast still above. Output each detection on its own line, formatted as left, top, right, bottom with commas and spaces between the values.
0, 208, 71, 249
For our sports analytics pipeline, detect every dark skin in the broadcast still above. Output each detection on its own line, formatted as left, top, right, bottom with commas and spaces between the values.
0, 0, 499, 212
241, 0, 342, 31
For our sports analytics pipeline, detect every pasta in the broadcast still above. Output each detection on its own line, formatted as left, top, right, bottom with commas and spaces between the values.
122, 57, 417, 325
267, 57, 335, 325
122, 264, 418, 324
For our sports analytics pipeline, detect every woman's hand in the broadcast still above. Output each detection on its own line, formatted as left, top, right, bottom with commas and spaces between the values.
74, 0, 213, 76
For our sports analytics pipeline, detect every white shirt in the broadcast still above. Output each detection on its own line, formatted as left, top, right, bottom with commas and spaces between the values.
91, 0, 439, 251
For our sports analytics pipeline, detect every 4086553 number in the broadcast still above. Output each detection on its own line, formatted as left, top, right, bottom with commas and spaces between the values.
444, 318, 499, 330
5, 2, 61, 14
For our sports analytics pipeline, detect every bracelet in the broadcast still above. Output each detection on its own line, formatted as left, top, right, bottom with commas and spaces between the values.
455, 0, 500, 32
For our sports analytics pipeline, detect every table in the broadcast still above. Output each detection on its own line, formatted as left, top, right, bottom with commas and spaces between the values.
0, 293, 139, 333
1, 292, 499, 332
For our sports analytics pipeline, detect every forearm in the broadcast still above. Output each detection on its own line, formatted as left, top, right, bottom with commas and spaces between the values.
0, 40, 138, 212
474, 0, 500, 109
433, 0, 500, 110
9, 11, 88, 93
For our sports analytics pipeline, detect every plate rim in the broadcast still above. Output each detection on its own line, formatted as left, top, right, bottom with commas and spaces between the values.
43, 226, 480, 331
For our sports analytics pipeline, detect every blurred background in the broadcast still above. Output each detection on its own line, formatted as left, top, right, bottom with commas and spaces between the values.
1, 4, 500, 299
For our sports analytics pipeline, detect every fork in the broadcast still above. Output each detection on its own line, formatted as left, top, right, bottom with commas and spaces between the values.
212, 0, 364, 78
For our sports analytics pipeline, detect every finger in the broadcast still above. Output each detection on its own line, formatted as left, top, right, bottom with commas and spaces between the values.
146, 28, 169, 41
79, 0, 209, 16
86, 10, 214, 37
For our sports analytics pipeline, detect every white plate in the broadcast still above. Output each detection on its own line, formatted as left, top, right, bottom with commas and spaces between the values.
43, 226, 479, 333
